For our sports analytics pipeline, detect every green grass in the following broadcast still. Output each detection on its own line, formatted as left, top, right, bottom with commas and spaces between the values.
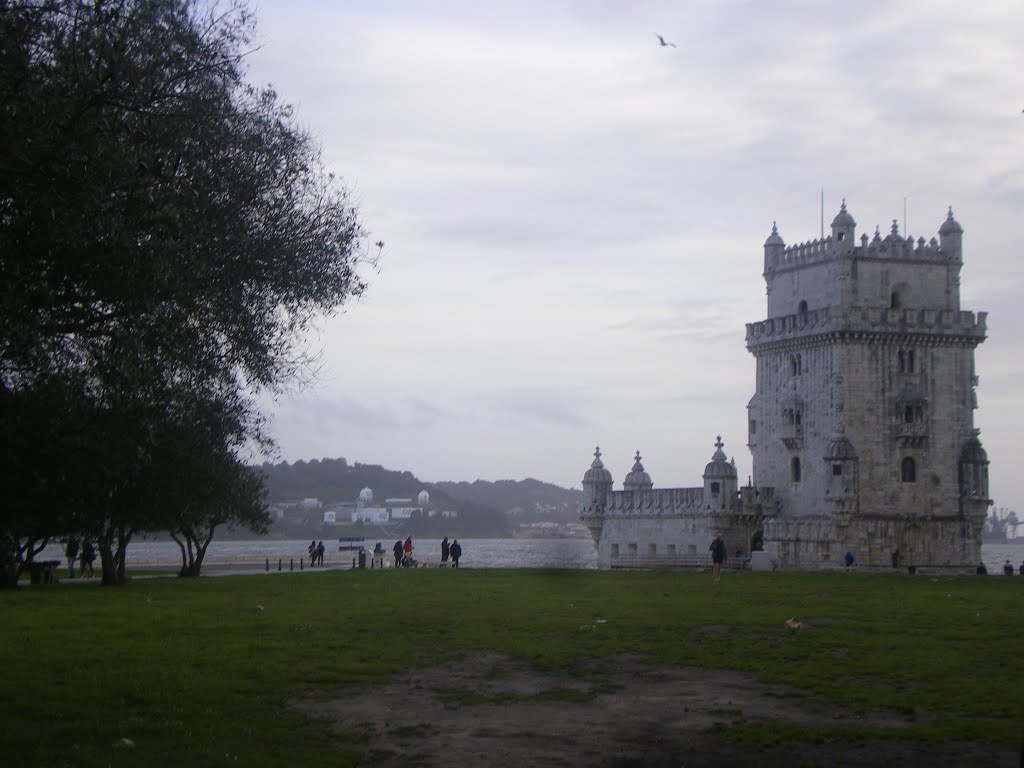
1, 568, 1021, 766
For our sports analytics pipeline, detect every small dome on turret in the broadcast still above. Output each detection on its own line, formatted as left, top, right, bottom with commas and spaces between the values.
764, 222, 784, 248
703, 436, 737, 480
622, 451, 653, 491
358, 487, 374, 504
417, 490, 430, 506
583, 446, 613, 485
831, 199, 856, 229
939, 206, 963, 236
825, 437, 857, 461
959, 438, 987, 464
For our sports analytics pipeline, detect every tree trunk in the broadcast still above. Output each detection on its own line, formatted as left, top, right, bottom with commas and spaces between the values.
98, 535, 117, 586
0, 535, 49, 588
174, 526, 214, 577
115, 526, 130, 583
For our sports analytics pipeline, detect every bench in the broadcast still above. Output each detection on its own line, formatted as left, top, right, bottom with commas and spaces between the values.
28, 560, 62, 585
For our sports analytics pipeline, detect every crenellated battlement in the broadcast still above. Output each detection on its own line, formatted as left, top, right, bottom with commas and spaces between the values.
777, 235, 833, 267
766, 205, 962, 274
746, 307, 986, 348
771, 233, 950, 271
603, 487, 707, 516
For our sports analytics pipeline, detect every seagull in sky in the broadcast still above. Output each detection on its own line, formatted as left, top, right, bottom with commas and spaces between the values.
655, 34, 676, 48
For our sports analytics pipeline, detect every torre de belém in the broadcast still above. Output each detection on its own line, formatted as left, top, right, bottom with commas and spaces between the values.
580, 202, 991, 571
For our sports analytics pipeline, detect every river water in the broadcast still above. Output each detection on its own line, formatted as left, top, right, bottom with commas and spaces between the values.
37, 536, 601, 571
36, 536, 1024, 574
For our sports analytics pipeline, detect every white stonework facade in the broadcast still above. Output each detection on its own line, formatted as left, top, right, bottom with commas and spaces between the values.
581, 202, 990, 571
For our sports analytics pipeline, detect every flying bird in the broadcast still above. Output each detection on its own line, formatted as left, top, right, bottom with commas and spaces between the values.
655, 34, 676, 48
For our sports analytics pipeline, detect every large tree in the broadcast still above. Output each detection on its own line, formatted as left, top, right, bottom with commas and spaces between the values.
0, 0, 374, 584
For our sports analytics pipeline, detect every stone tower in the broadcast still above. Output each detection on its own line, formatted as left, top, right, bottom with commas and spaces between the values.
580, 446, 613, 546
745, 202, 990, 568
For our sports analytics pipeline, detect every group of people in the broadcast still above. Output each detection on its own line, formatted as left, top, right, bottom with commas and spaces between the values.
393, 537, 415, 567
391, 536, 462, 568
64, 537, 96, 578
440, 536, 462, 568
307, 540, 326, 567
1001, 559, 1024, 576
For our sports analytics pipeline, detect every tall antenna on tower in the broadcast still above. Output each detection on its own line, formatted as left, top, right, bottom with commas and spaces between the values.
820, 187, 824, 239
904, 196, 908, 234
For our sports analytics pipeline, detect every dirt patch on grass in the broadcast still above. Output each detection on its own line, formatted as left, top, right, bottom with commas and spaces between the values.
291, 652, 1016, 767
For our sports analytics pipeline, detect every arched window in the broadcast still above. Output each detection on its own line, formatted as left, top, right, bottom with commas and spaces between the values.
890, 291, 900, 309
798, 300, 808, 316
791, 456, 802, 482
901, 457, 916, 483
908, 349, 916, 373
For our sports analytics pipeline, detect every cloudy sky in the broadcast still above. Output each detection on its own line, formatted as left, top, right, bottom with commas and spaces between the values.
246, 0, 1024, 511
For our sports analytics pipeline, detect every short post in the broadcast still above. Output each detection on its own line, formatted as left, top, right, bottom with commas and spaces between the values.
265, 558, 269, 572
300, 559, 303, 571
278, 558, 282, 571
290, 558, 294, 571
351, 557, 356, 569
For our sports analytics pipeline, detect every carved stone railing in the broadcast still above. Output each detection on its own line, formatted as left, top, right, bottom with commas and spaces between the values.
746, 307, 986, 348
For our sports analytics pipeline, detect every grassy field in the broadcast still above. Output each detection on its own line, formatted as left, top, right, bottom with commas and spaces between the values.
1, 567, 1020, 766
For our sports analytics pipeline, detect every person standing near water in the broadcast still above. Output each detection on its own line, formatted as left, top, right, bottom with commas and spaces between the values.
450, 539, 462, 568
393, 540, 403, 568
709, 532, 726, 583
441, 537, 450, 566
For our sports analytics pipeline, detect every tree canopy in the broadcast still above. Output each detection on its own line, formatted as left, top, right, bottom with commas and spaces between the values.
0, 0, 374, 584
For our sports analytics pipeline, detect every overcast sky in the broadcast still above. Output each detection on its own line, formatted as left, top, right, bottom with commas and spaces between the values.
246, 0, 1024, 512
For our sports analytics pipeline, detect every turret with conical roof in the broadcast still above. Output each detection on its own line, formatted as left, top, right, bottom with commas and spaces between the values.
763, 222, 785, 273
939, 206, 963, 264
830, 199, 856, 253
622, 451, 653, 492
581, 446, 613, 545
703, 436, 738, 509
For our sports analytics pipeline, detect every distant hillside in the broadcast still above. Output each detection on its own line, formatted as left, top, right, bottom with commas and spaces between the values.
261, 457, 428, 505
257, 458, 584, 534
257, 457, 511, 536
431, 478, 583, 523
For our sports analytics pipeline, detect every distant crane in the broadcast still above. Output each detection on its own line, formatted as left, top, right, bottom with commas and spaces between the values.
655, 34, 677, 48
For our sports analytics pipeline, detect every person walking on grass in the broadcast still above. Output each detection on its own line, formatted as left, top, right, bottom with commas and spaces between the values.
308, 540, 316, 567
441, 536, 450, 567
316, 541, 325, 567
709, 532, 726, 583
393, 540, 403, 569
